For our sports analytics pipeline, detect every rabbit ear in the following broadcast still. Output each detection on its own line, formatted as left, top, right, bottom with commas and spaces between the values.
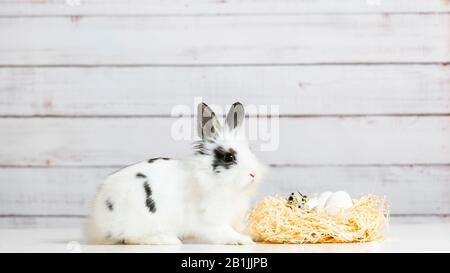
226, 102, 245, 130
197, 102, 222, 139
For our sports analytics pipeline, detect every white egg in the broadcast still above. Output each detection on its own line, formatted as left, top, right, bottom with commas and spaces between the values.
325, 191, 353, 214
305, 197, 320, 210
317, 191, 333, 208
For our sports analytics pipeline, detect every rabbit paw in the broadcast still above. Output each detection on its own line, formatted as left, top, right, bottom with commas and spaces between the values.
124, 234, 182, 245
212, 231, 255, 245
223, 234, 255, 245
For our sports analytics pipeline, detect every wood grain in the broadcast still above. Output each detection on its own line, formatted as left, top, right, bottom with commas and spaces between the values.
1, 0, 449, 228
0, 116, 449, 166
1, 15, 449, 65
1, 0, 449, 16
1, 65, 449, 116
0, 166, 448, 216
0, 216, 86, 229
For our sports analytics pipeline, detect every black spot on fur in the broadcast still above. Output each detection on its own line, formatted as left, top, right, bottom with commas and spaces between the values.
212, 146, 237, 171
143, 181, 156, 213
143, 181, 152, 196
148, 157, 170, 163
136, 172, 147, 179
105, 199, 114, 211
148, 158, 158, 163
146, 198, 156, 213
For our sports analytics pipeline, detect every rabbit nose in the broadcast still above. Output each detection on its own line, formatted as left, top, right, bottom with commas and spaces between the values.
250, 173, 256, 178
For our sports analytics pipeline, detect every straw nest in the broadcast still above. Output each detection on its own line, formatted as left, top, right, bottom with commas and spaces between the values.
247, 194, 389, 244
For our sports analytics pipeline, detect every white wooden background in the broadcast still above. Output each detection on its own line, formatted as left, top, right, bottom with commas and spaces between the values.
0, 0, 449, 228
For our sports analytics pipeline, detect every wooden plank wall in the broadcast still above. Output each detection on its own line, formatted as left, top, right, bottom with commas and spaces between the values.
0, 0, 449, 227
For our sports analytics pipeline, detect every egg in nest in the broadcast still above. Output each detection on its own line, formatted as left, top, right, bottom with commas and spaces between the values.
287, 192, 309, 209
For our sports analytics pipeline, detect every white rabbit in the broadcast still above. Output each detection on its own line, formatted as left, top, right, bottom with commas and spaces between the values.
85, 102, 266, 245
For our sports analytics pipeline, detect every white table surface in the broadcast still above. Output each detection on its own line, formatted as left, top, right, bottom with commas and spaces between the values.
1, 220, 449, 253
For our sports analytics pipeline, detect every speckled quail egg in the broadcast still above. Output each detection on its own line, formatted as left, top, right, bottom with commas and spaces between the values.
287, 192, 309, 209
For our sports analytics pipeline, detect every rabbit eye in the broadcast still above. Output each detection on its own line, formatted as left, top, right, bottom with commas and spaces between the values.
212, 147, 237, 171
223, 153, 235, 163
